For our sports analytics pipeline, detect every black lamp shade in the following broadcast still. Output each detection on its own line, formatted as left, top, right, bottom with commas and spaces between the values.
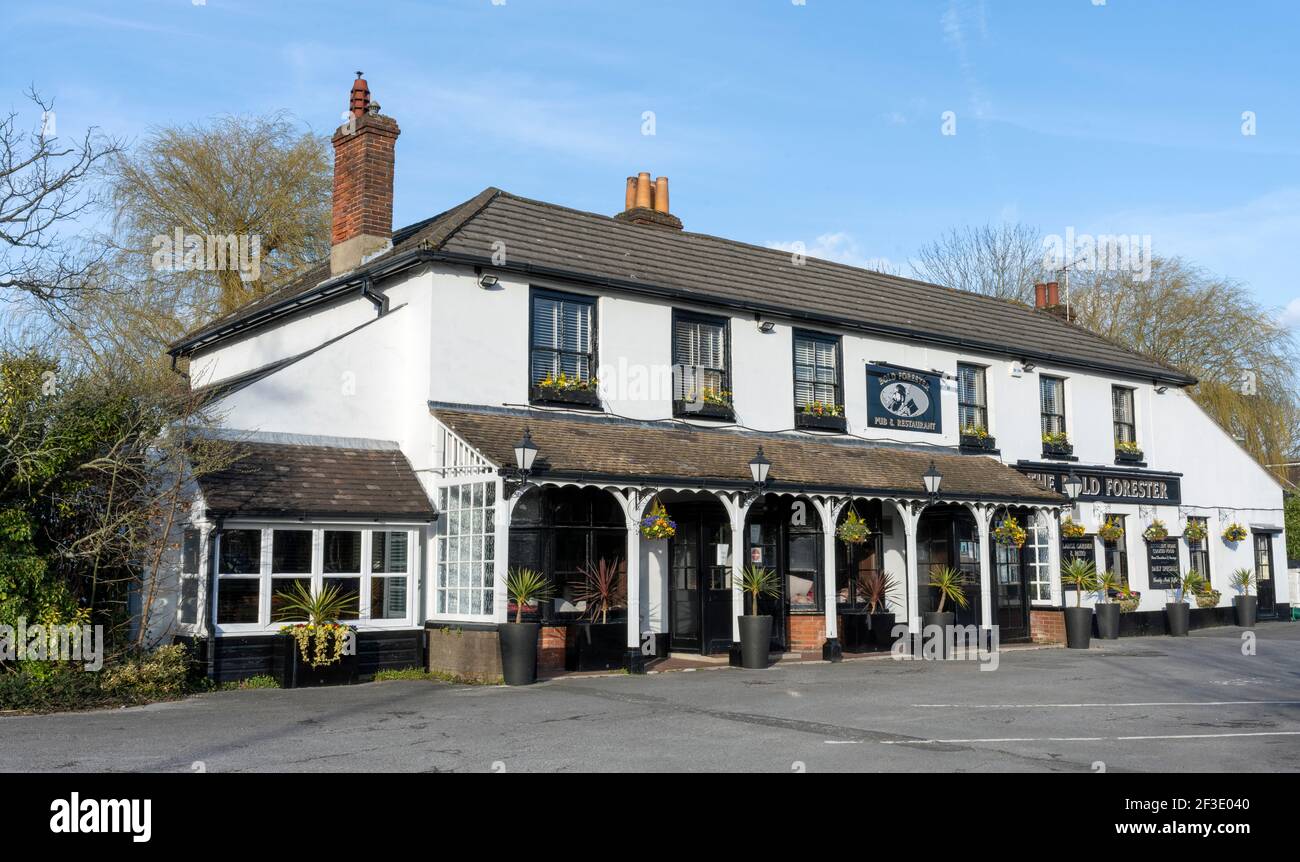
514, 429, 538, 473
749, 447, 771, 485
922, 460, 942, 496
1062, 469, 1082, 501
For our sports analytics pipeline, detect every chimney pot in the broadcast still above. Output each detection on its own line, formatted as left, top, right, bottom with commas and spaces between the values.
624, 177, 638, 211
1034, 282, 1047, 308
1046, 281, 1060, 306
634, 172, 653, 209
616, 170, 683, 230
349, 72, 370, 118
654, 176, 669, 213
331, 74, 400, 275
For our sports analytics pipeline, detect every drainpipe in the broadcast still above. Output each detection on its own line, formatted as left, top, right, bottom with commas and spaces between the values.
360, 275, 389, 316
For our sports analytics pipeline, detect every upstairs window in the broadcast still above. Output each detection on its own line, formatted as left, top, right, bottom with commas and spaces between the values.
793, 331, 842, 414
1112, 386, 1137, 445
1187, 516, 1210, 583
957, 363, 988, 433
530, 290, 596, 400
1039, 375, 1066, 437
672, 311, 730, 414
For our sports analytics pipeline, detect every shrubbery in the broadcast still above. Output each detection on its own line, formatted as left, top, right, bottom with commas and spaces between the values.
0, 644, 192, 713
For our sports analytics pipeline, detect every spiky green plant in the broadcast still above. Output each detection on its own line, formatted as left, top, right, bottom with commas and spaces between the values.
1061, 558, 1100, 608
1177, 571, 1206, 603
1229, 568, 1254, 596
928, 566, 970, 614
858, 570, 900, 614
740, 565, 781, 616
272, 579, 354, 625
574, 557, 625, 624
1097, 569, 1121, 604
506, 567, 554, 624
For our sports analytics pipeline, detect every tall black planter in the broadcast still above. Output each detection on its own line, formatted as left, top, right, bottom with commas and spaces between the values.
279, 634, 358, 688
921, 611, 955, 658
869, 612, 897, 648
499, 622, 539, 685
1064, 607, 1092, 649
1165, 602, 1190, 636
1095, 602, 1120, 639
1234, 596, 1258, 628
738, 615, 772, 669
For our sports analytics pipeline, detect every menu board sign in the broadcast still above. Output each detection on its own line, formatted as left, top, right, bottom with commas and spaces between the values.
1060, 537, 1096, 590
1147, 538, 1181, 589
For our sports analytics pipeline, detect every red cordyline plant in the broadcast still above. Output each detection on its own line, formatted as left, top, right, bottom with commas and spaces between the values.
575, 557, 625, 624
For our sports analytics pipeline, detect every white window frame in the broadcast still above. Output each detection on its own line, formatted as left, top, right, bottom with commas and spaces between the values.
1027, 512, 1053, 604
211, 522, 420, 635
176, 524, 208, 632
432, 477, 499, 624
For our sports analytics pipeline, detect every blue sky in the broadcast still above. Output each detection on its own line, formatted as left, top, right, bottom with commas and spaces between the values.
7, 0, 1299, 320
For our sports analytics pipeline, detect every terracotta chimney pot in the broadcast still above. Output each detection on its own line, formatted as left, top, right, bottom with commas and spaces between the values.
635, 172, 653, 209
654, 176, 669, 213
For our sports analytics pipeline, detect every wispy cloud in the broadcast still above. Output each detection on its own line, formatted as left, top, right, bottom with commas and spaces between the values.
765, 233, 899, 273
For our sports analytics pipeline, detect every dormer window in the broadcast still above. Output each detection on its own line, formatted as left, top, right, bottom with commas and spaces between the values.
530, 288, 599, 408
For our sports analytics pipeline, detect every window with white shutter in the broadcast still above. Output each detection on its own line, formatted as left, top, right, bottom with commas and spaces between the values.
792, 331, 841, 411
672, 311, 729, 406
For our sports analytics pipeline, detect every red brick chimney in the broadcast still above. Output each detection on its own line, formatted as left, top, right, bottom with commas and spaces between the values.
330, 72, 401, 275
1033, 280, 1073, 320
614, 171, 682, 229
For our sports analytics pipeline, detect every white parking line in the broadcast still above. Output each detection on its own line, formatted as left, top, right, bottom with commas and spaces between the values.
882, 730, 1300, 745
910, 700, 1300, 709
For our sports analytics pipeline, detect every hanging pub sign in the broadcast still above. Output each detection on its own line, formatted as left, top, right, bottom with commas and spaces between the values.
1014, 463, 1181, 505
1059, 537, 1096, 590
866, 363, 942, 434
1147, 538, 1181, 589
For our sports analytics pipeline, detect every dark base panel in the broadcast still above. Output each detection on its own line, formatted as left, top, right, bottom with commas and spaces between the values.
821, 637, 842, 662
1117, 606, 1237, 637
182, 630, 425, 683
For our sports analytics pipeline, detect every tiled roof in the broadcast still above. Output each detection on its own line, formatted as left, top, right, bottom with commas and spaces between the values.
169, 188, 1194, 385
196, 437, 436, 521
431, 404, 1064, 505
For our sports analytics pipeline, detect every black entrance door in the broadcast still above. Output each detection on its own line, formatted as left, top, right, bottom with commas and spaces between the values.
668, 507, 733, 653
916, 506, 981, 627
992, 540, 1030, 640
1253, 532, 1277, 619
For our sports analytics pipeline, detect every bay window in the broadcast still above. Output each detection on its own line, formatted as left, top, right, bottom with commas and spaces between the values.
212, 526, 417, 630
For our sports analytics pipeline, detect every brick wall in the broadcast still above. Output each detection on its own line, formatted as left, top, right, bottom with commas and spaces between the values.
539, 625, 568, 675
331, 114, 400, 246
1030, 609, 1066, 645
787, 615, 826, 652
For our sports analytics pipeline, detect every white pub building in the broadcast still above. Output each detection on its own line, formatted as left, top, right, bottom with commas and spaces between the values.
160, 77, 1290, 681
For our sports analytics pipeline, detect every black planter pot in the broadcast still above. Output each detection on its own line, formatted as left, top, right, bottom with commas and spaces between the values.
1095, 602, 1120, 639
1042, 441, 1074, 459
839, 611, 869, 651
921, 611, 955, 658
279, 634, 358, 688
869, 612, 898, 648
573, 622, 626, 671
795, 412, 847, 433
738, 615, 773, 669
529, 386, 600, 409
499, 622, 540, 685
1064, 606, 1093, 649
959, 434, 998, 453
1165, 602, 1190, 636
1234, 596, 1258, 628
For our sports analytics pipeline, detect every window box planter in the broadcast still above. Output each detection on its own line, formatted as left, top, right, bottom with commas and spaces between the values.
529, 385, 600, 409
959, 433, 998, 452
1041, 441, 1075, 460
278, 634, 358, 688
1114, 448, 1145, 465
796, 412, 847, 432
672, 399, 735, 421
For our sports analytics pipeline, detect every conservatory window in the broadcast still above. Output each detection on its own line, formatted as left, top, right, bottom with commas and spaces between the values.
177, 528, 201, 625
371, 531, 410, 620
436, 481, 497, 618
323, 530, 362, 620
270, 529, 313, 622
1026, 513, 1052, 602
216, 529, 261, 625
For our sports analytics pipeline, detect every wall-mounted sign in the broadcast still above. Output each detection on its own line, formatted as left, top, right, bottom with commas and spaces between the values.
866, 363, 942, 434
1147, 538, 1181, 589
1059, 537, 1096, 590
1015, 463, 1181, 505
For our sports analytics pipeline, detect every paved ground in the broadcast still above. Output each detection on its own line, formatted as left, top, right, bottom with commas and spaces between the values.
3, 623, 1299, 773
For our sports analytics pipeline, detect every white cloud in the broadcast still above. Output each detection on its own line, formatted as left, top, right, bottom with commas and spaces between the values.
765, 233, 898, 273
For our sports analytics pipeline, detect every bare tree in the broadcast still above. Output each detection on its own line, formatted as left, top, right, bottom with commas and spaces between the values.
911, 222, 1046, 302
0, 88, 121, 306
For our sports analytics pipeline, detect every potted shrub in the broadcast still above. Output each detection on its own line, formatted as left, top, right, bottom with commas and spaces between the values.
1222, 522, 1248, 544
1095, 570, 1121, 639
501, 567, 553, 685
274, 580, 359, 688
738, 565, 780, 669
1042, 430, 1073, 457
572, 557, 626, 671
1060, 558, 1099, 649
859, 570, 900, 648
1142, 519, 1168, 542
1230, 568, 1257, 626
1166, 571, 1204, 636
923, 566, 969, 658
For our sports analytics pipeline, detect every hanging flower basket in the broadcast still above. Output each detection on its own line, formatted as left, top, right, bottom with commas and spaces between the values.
640, 499, 677, 540
1222, 522, 1248, 543
1098, 518, 1125, 543
836, 509, 872, 545
1142, 519, 1168, 542
993, 516, 1027, 548
1060, 517, 1087, 539
1183, 520, 1208, 542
